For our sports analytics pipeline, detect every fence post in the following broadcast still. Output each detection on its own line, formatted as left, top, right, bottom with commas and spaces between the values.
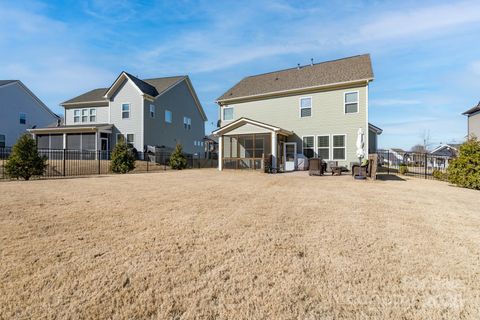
63, 149, 66, 177
147, 155, 149, 172
98, 151, 101, 175
424, 153, 427, 179
387, 150, 390, 175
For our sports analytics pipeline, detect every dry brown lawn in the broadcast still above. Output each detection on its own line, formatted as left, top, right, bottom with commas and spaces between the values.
0, 170, 479, 319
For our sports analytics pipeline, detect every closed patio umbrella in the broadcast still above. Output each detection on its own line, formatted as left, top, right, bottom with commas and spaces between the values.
355, 128, 366, 179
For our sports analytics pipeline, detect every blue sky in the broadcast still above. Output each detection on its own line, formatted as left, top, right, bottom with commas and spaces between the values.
1, 0, 480, 149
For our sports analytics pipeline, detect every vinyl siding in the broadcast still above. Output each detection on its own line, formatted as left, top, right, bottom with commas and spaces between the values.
64, 105, 109, 125
468, 112, 480, 138
143, 80, 205, 155
109, 79, 144, 151
0, 82, 58, 146
219, 84, 368, 166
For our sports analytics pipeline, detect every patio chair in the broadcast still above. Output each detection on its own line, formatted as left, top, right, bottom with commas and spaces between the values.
308, 158, 326, 176
351, 160, 369, 177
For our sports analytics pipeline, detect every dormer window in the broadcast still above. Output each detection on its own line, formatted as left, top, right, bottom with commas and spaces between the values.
300, 97, 312, 117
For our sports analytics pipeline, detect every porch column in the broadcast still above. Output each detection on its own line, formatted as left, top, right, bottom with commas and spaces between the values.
218, 136, 223, 171
271, 132, 277, 172
95, 131, 99, 160
62, 133, 67, 149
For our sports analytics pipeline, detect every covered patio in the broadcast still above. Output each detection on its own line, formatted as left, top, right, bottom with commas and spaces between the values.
212, 118, 292, 171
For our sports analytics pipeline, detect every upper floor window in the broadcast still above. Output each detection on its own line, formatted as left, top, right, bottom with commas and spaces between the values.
183, 117, 191, 130
0, 134, 5, 148
333, 134, 346, 160
300, 97, 312, 117
122, 103, 130, 119
149, 104, 155, 118
82, 109, 88, 122
344, 91, 358, 114
165, 110, 172, 123
302, 136, 314, 158
74, 110, 80, 123
19, 113, 26, 124
89, 109, 96, 122
317, 135, 330, 160
223, 107, 234, 121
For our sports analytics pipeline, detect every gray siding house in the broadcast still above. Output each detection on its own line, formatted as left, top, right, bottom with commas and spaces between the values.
463, 101, 480, 139
29, 72, 207, 155
0, 80, 59, 147
212, 54, 382, 171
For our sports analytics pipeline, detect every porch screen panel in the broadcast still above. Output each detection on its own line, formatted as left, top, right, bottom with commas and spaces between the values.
66, 134, 81, 150
82, 133, 96, 151
223, 136, 231, 158
37, 135, 49, 149
50, 134, 63, 149
231, 136, 238, 157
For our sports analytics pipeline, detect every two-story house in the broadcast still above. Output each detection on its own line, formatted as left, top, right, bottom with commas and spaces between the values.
29, 72, 207, 156
212, 54, 382, 171
0, 80, 59, 148
463, 101, 480, 139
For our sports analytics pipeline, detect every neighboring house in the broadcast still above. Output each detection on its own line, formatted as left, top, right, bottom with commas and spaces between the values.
29, 72, 207, 156
429, 144, 460, 168
203, 134, 218, 159
0, 80, 59, 148
212, 54, 382, 171
462, 101, 480, 139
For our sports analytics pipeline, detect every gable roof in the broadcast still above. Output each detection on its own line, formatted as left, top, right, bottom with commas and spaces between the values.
124, 72, 159, 97
0, 80, 59, 119
62, 88, 108, 105
212, 117, 292, 136
462, 101, 480, 115
217, 54, 374, 103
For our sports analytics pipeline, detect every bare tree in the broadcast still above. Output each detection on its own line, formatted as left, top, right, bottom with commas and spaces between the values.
411, 144, 427, 153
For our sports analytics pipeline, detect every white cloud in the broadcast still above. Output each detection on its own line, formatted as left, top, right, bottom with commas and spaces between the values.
354, 1, 480, 43
370, 99, 421, 107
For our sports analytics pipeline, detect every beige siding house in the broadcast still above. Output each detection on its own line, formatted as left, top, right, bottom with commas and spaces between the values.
463, 101, 480, 139
29, 72, 207, 156
213, 54, 382, 171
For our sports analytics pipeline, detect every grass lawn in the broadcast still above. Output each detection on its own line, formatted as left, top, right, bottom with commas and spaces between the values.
0, 170, 479, 319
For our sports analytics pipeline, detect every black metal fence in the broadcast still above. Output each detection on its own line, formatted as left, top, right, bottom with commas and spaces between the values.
0, 148, 218, 181
375, 149, 453, 180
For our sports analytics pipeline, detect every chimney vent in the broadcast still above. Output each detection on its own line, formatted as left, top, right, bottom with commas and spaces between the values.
310, 58, 314, 66
297, 63, 300, 70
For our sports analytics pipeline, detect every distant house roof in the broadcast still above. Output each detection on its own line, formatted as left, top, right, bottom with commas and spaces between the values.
0, 80, 18, 86
430, 144, 460, 157
61, 73, 186, 105
368, 123, 383, 134
62, 88, 108, 105
217, 54, 374, 102
462, 101, 480, 115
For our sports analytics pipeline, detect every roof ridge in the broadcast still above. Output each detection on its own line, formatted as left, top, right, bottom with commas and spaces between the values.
243, 54, 370, 79
142, 75, 186, 81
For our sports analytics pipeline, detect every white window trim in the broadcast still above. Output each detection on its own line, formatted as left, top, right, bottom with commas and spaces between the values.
165, 110, 172, 123
222, 107, 234, 121
332, 134, 347, 161
73, 109, 80, 123
149, 104, 155, 118
122, 103, 131, 119
19, 112, 27, 125
316, 134, 331, 160
344, 91, 359, 114
302, 135, 315, 157
81, 109, 88, 123
89, 108, 96, 122
299, 96, 312, 118
126, 133, 134, 145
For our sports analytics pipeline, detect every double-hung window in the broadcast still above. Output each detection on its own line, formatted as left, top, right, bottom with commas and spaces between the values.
122, 103, 130, 119
126, 134, 134, 146
332, 135, 346, 160
149, 104, 155, 118
0, 134, 5, 148
300, 97, 312, 117
302, 136, 314, 158
89, 109, 96, 122
344, 92, 358, 113
19, 113, 26, 124
223, 107, 233, 121
117, 133, 125, 144
165, 110, 172, 123
81, 109, 88, 122
74, 110, 80, 123
184, 117, 191, 130
317, 135, 330, 160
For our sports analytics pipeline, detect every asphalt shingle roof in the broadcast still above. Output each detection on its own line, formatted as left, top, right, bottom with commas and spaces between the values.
62, 74, 186, 105
463, 101, 480, 115
0, 80, 18, 86
217, 54, 373, 102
